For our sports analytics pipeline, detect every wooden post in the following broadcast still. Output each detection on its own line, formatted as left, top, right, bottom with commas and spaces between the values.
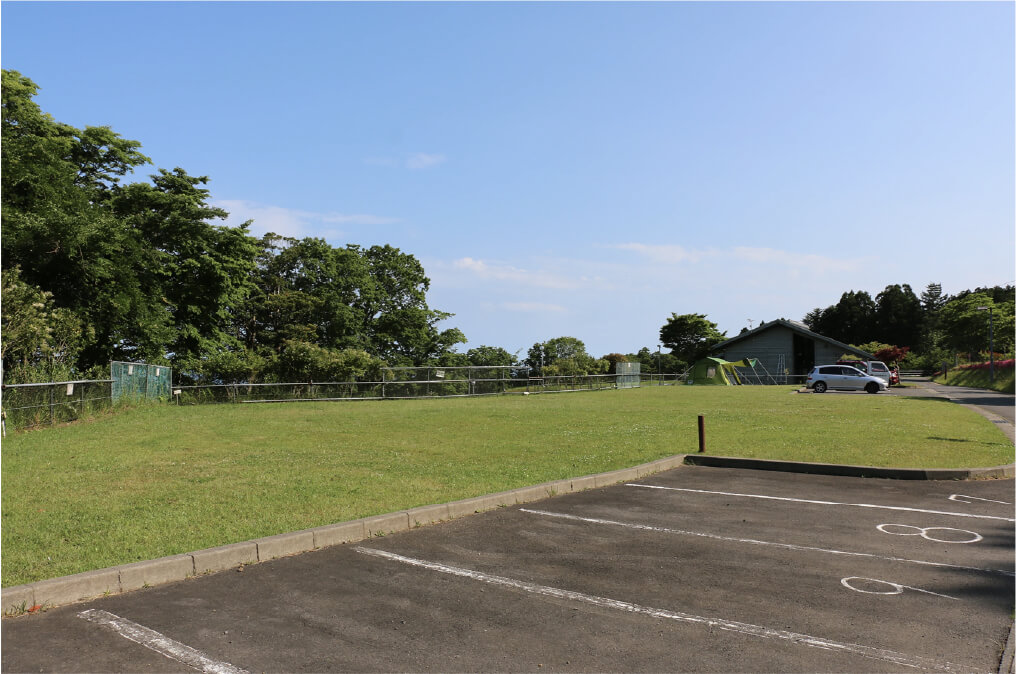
698, 415, 706, 453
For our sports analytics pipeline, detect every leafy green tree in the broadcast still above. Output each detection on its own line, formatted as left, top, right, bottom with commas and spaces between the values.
602, 353, 628, 374
244, 236, 463, 367
939, 293, 1015, 356
1, 266, 86, 376
178, 347, 268, 385
874, 284, 923, 348
466, 345, 515, 367
242, 234, 364, 353
917, 282, 948, 352
659, 314, 726, 363
1, 69, 464, 381
272, 341, 383, 382
110, 168, 260, 366
526, 336, 597, 373
2, 70, 163, 367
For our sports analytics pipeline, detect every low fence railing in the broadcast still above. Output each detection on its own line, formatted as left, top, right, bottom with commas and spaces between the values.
173, 372, 694, 405
1, 380, 115, 432
3, 368, 805, 430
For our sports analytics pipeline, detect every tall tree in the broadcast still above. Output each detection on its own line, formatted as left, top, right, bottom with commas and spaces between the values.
2, 69, 166, 367
1, 266, 86, 377
874, 284, 923, 348
110, 168, 260, 367
466, 345, 515, 367
939, 292, 1015, 356
526, 336, 591, 370
659, 313, 726, 363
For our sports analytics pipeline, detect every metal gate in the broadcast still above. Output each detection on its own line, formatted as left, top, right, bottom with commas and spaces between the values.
111, 361, 172, 401
615, 362, 641, 389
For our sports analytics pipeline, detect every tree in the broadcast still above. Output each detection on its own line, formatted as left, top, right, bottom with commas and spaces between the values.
602, 353, 628, 374
2, 70, 169, 368
874, 284, 923, 348
110, 168, 260, 366
1, 266, 86, 378
272, 341, 382, 382
526, 336, 594, 372
917, 282, 948, 352
242, 236, 464, 367
1, 69, 465, 379
659, 314, 726, 363
939, 293, 1015, 356
467, 345, 515, 367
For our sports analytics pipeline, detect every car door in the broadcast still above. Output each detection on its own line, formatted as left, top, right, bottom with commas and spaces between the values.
840, 366, 865, 390
818, 366, 845, 389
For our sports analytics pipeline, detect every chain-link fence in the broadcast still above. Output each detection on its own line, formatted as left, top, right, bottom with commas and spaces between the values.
1, 379, 115, 432
173, 370, 691, 405
175, 366, 530, 405
2, 361, 173, 432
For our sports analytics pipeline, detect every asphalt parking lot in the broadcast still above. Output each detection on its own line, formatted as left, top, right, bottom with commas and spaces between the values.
2, 464, 1013, 673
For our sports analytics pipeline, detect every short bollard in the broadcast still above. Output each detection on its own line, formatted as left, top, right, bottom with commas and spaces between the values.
698, 415, 705, 453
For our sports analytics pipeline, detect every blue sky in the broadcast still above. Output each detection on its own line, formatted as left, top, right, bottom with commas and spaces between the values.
4, 1, 1014, 358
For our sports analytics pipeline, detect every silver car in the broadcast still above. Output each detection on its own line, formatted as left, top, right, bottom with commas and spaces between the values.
806, 365, 887, 394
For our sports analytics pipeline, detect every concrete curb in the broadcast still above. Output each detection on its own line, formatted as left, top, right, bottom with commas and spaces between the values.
1001, 620, 1016, 674
2, 454, 689, 615
682, 454, 1016, 480
4, 451, 1012, 616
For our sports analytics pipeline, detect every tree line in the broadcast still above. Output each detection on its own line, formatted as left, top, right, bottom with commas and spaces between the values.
803, 283, 1014, 369
4, 70, 1010, 386
1, 70, 473, 385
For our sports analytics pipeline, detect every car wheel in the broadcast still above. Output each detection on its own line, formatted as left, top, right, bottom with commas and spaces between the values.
865, 382, 880, 394
813, 381, 827, 393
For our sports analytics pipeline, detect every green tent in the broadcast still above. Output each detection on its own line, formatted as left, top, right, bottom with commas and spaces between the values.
686, 357, 759, 385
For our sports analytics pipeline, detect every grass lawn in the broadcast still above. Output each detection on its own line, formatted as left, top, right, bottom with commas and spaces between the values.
2, 386, 1012, 587
932, 367, 1015, 394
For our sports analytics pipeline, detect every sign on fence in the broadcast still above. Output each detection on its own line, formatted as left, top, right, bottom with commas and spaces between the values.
111, 361, 172, 401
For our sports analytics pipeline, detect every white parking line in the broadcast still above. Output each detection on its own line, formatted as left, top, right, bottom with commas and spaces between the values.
78, 609, 247, 674
519, 509, 1014, 577
356, 547, 983, 673
626, 484, 1016, 522
949, 494, 1012, 505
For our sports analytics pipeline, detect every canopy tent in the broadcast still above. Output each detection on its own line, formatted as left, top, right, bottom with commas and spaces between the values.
686, 357, 760, 385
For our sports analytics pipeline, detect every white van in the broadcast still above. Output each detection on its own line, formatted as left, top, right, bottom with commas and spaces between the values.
837, 360, 892, 387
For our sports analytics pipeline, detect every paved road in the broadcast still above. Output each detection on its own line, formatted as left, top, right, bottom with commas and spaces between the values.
891, 377, 1015, 444
897, 377, 1014, 424
3, 465, 1012, 673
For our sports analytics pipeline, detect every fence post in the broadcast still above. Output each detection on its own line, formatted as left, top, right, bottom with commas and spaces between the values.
49, 384, 55, 425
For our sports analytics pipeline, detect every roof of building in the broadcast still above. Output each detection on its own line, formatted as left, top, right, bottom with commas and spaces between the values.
711, 318, 874, 359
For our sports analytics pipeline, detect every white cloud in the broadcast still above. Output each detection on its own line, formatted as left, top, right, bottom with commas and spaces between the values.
406, 153, 447, 170
364, 153, 448, 170
214, 200, 399, 239
611, 243, 705, 263
424, 242, 894, 358
502, 302, 568, 313
611, 243, 863, 273
451, 257, 581, 290
730, 246, 860, 272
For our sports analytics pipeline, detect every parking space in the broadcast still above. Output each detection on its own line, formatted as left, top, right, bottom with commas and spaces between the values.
2, 465, 1013, 673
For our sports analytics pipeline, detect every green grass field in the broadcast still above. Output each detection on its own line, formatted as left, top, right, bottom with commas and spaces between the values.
2, 386, 1013, 587
932, 367, 1015, 393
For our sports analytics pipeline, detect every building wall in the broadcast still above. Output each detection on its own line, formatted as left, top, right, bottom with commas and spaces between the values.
715, 326, 796, 378
715, 324, 859, 380
814, 341, 847, 365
